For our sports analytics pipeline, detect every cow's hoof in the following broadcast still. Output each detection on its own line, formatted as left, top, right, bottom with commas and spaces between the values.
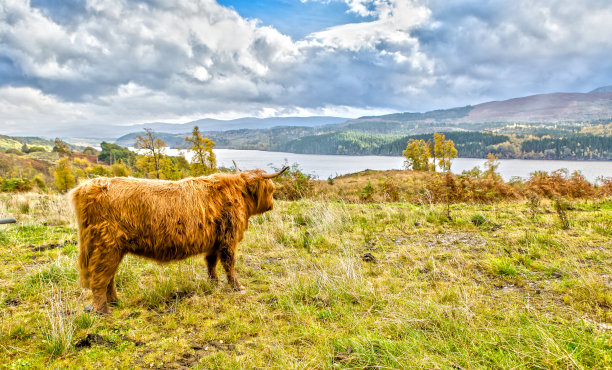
95, 308, 111, 316
233, 286, 246, 293
83, 304, 93, 313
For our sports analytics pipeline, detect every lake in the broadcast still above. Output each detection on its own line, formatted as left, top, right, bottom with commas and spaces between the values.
160, 148, 612, 183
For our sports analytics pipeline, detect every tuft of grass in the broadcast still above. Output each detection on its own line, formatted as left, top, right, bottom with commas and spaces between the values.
488, 257, 519, 276
40, 286, 76, 357
73, 313, 96, 330
470, 213, 488, 226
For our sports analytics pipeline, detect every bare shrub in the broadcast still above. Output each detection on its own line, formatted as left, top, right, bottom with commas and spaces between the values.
553, 197, 571, 230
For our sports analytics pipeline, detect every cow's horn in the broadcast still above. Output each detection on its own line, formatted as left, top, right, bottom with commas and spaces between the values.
232, 160, 240, 173
262, 166, 290, 179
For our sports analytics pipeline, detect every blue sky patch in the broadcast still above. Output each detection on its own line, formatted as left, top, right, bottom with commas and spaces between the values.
218, 0, 372, 39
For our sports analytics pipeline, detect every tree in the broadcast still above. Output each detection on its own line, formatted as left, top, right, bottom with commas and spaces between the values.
484, 153, 500, 179
134, 128, 166, 179
54, 158, 75, 192
111, 162, 130, 177
440, 138, 458, 172
432, 133, 457, 172
83, 146, 97, 155
98, 142, 135, 165
403, 139, 431, 171
185, 126, 217, 176
433, 133, 447, 171
52, 138, 71, 156
21, 143, 29, 153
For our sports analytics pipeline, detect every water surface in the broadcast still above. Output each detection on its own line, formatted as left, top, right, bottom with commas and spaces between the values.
162, 148, 612, 182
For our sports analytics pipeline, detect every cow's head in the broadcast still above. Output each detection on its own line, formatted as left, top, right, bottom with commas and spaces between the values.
236, 162, 289, 215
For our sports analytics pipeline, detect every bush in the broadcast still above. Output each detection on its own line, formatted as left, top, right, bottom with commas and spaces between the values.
360, 182, 375, 202
379, 177, 400, 202
28, 146, 46, 153
88, 165, 112, 177
554, 198, 571, 230
526, 170, 594, 199
33, 175, 48, 191
273, 163, 314, 201
1, 178, 34, 192
5, 148, 24, 156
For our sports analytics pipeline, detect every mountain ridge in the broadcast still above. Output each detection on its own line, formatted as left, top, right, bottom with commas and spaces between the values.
351, 91, 612, 125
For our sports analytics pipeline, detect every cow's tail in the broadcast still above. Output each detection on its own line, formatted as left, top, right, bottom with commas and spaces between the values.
69, 185, 91, 289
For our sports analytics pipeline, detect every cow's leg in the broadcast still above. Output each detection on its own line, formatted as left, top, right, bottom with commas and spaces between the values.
205, 251, 219, 284
106, 276, 119, 305
89, 248, 124, 315
220, 245, 244, 291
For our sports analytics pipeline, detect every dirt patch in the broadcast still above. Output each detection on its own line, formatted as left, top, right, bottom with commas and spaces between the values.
30, 239, 77, 252
177, 352, 199, 367
75, 333, 113, 349
192, 340, 236, 352
167, 289, 194, 302
425, 232, 487, 250
30, 242, 62, 252
361, 252, 377, 263
333, 346, 354, 364
121, 336, 145, 347
4, 297, 20, 307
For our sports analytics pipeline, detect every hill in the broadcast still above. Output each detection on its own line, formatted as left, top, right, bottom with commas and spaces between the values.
590, 86, 612, 93
348, 92, 612, 129
40, 116, 349, 139
0, 135, 55, 151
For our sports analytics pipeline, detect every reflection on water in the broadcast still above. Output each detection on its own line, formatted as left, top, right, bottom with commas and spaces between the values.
161, 148, 612, 183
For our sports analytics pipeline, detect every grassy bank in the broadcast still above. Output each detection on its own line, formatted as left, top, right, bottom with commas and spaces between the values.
1, 192, 611, 368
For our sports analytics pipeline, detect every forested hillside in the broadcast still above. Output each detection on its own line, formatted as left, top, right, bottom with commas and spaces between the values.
115, 125, 611, 160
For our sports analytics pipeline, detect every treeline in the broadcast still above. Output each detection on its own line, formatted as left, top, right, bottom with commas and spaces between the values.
0, 127, 218, 193
276, 131, 511, 157
521, 134, 612, 159
275, 130, 612, 160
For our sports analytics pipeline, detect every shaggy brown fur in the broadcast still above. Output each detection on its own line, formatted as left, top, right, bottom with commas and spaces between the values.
70, 168, 287, 314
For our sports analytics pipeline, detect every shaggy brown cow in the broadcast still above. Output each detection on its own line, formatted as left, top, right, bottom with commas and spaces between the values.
70, 165, 288, 314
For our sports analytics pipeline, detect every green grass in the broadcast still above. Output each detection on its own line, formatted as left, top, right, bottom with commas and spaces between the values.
0, 194, 611, 368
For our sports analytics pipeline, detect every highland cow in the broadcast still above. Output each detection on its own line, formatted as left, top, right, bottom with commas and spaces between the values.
70, 165, 288, 314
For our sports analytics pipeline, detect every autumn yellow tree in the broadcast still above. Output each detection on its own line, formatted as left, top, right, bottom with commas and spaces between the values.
484, 153, 500, 179
440, 139, 458, 172
185, 125, 217, 176
403, 139, 431, 171
54, 158, 75, 192
135, 128, 166, 179
111, 162, 130, 177
432, 132, 458, 172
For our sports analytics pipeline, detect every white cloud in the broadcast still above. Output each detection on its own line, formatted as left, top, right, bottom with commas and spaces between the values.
0, 0, 612, 135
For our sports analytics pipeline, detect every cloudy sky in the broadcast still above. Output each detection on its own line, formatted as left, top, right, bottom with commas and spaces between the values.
1, 0, 612, 135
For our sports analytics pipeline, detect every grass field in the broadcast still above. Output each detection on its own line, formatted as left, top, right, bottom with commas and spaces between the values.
0, 192, 611, 368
